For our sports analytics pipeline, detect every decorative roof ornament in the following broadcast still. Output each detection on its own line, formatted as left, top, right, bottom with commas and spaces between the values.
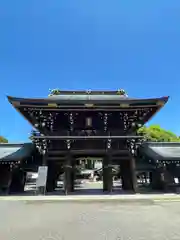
86, 90, 92, 94
48, 88, 61, 96
117, 89, 128, 97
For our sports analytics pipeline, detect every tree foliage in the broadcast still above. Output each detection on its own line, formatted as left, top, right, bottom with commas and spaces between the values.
137, 125, 180, 142
0, 136, 8, 143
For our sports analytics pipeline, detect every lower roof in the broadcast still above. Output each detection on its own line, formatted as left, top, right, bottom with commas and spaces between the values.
0, 143, 34, 163
139, 142, 180, 162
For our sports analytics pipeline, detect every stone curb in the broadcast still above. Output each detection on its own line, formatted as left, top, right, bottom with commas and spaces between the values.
0, 194, 180, 202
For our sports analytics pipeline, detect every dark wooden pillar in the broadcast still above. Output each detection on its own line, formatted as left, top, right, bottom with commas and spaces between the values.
103, 156, 108, 191
129, 157, 137, 193
46, 163, 59, 192
120, 160, 129, 191
151, 168, 165, 191
103, 154, 113, 193
64, 154, 72, 195
0, 165, 12, 194
42, 153, 47, 166
9, 167, 26, 194
46, 163, 53, 192
149, 171, 153, 183
120, 158, 136, 193
87, 159, 95, 169
70, 157, 75, 192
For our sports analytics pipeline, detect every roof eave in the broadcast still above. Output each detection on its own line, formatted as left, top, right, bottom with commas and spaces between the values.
7, 95, 169, 106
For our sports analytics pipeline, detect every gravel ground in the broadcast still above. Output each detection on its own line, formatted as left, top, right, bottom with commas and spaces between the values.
0, 200, 180, 239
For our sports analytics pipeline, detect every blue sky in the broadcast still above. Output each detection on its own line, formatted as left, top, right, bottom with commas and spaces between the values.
0, 0, 180, 142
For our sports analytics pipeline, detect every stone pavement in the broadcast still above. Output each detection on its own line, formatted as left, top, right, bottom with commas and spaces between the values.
1, 200, 180, 239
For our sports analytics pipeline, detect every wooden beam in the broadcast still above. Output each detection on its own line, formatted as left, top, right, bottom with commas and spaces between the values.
47, 157, 66, 161
48, 149, 130, 155
33, 135, 143, 140
19, 105, 158, 111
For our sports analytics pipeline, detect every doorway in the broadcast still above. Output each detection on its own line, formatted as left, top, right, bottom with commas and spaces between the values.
73, 157, 104, 195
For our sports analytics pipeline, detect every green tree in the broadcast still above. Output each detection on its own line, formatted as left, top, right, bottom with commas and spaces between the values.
137, 125, 180, 142
0, 136, 8, 143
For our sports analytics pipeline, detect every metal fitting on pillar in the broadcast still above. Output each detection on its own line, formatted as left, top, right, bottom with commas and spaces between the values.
103, 113, 108, 131
107, 139, 111, 149
66, 140, 71, 149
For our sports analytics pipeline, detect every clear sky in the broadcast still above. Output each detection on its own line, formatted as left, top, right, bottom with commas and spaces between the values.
0, 0, 180, 142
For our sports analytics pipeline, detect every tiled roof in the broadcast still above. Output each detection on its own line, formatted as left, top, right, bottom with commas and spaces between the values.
0, 143, 34, 162
140, 142, 180, 161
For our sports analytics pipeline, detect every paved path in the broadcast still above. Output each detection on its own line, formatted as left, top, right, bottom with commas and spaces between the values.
1, 201, 180, 239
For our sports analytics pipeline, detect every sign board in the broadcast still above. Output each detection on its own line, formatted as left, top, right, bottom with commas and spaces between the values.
36, 166, 48, 187
174, 178, 179, 184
